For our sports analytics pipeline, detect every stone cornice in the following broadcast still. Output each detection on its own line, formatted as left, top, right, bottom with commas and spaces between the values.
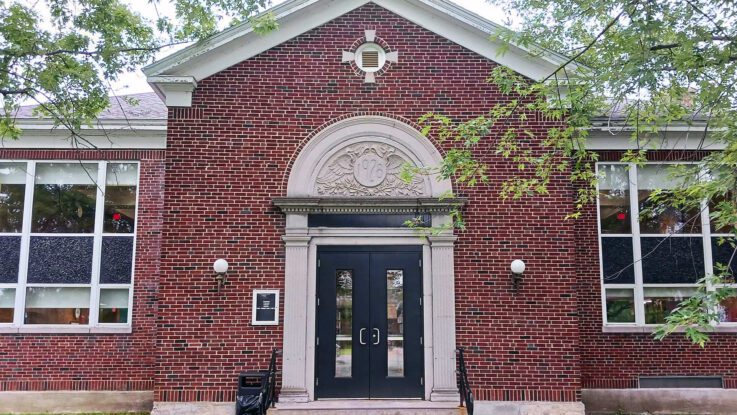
272, 197, 467, 214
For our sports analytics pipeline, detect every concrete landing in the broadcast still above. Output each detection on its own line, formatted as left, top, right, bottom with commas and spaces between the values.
270, 400, 466, 415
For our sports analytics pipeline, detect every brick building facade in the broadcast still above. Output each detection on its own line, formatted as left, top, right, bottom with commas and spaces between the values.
1, 1, 735, 414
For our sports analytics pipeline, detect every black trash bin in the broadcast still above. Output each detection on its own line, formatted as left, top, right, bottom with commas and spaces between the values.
235, 348, 280, 415
235, 371, 270, 415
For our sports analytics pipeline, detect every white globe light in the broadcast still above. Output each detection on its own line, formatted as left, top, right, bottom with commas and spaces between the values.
213, 259, 229, 274
510, 259, 526, 274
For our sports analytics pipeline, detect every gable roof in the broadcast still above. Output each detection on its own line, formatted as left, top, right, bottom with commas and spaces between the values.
143, 0, 577, 107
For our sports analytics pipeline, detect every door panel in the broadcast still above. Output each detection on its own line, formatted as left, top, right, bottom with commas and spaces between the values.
316, 247, 424, 399
369, 252, 424, 398
316, 253, 370, 398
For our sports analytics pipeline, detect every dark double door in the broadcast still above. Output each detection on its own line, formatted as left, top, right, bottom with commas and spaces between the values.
316, 246, 424, 399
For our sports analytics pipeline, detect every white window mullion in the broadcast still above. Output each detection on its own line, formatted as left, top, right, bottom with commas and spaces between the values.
629, 164, 646, 326
13, 161, 35, 327
89, 162, 107, 327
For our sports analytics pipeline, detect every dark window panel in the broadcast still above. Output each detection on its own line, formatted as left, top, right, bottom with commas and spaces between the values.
0, 236, 21, 283
308, 214, 431, 228
712, 237, 737, 281
100, 237, 134, 284
27, 237, 93, 284
601, 237, 636, 284
641, 237, 704, 284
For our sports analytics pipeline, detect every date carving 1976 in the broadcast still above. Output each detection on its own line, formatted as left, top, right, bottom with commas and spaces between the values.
315, 143, 425, 197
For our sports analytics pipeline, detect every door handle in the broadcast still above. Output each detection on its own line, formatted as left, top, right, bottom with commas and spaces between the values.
372, 328, 380, 345
359, 328, 367, 345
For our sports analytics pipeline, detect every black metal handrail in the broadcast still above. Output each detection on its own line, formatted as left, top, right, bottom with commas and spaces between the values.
456, 348, 474, 415
261, 347, 281, 412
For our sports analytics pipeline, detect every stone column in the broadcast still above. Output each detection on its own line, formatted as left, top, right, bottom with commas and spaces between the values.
429, 234, 459, 401
280, 234, 311, 403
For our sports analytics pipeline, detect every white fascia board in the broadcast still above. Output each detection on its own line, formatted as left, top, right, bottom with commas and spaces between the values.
143, 0, 574, 99
2, 123, 167, 149
585, 128, 724, 151
166, 0, 368, 80
142, 0, 331, 77
374, 0, 561, 80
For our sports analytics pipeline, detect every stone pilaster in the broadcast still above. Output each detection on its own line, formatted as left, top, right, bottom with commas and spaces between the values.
280, 235, 311, 403
428, 235, 459, 401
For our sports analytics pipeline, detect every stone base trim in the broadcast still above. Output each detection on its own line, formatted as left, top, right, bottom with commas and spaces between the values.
152, 401, 233, 415
583, 388, 737, 414
475, 401, 585, 415
0, 390, 153, 414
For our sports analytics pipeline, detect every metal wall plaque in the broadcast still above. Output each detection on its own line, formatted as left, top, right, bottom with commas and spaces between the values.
252, 289, 279, 325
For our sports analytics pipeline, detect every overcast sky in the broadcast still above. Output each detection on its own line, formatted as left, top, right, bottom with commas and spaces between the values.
113, 0, 504, 95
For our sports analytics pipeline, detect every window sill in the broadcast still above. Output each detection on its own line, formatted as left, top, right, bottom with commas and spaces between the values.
603, 325, 737, 334
0, 326, 132, 334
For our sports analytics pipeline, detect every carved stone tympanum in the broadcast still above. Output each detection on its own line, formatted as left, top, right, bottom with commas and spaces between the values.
315, 143, 426, 196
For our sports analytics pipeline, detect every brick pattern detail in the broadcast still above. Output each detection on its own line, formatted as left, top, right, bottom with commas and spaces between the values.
157, 4, 579, 402
578, 150, 737, 390
0, 149, 164, 392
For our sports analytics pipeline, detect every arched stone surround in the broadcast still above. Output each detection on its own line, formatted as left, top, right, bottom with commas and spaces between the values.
274, 116, 461, 403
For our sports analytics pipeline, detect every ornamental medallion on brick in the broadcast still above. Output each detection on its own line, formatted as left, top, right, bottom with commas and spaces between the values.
315, 143, 424, 196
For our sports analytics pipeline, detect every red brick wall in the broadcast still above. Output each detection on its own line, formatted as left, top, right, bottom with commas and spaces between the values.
578, 150, 737, 389
0, 149, 164, 392
157, 3, 580, 402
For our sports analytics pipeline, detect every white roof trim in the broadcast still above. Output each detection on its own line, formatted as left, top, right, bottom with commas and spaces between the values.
144, 0, 576, 106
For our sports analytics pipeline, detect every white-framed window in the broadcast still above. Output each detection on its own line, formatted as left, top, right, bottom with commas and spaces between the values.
597, 162, 736, 328
0, 160, 138, 333
252, 289, 279, 326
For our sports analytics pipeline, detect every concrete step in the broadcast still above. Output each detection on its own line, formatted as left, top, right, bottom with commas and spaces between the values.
269, 400, 467, 415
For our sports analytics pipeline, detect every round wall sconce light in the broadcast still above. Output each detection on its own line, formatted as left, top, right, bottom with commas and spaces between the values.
213, 259, 229, 290
510, 259, 526, 292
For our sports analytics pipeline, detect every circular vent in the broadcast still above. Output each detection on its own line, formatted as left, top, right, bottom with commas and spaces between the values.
355, 42, 386, 73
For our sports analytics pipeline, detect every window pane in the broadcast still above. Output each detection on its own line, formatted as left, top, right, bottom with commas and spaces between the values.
24, 287, 90, 325
100, 237, 134, 284
644, 287, 696, 324
104, 163, 137, 234
335, 270, 352, 378
0, 236, 21, 283
598, 164, 631, 234
601, 237, 635, 284
99, 288, 129, 324
387, 270, 404, 377
32, 163, 98, 233
641, 237, 704, 284
712, 237, 737, 282
27, 236, 93, 284
0, 162, 26, 233
638, 165, 701, 234
605, 288, 635, 323
709, 192, 736, 234
718, 297, 737, 323
0, 288, 14, 323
